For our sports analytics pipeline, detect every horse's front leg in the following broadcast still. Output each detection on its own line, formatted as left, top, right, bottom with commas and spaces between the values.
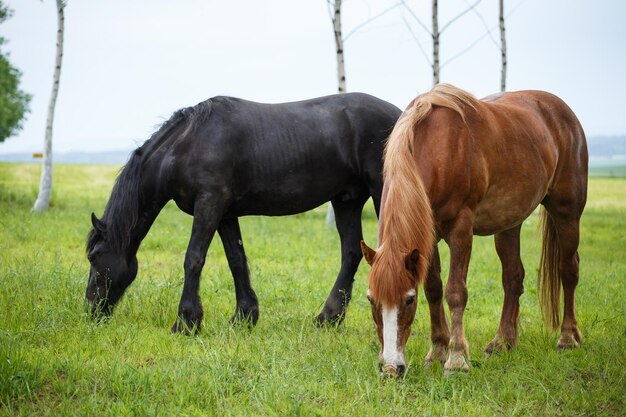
443, 212, 474, 374
423, 245, 450, 366
172, 194, 224, 334
218, 217, 259, 326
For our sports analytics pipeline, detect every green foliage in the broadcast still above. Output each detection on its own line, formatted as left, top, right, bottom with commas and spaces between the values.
0, 1, 31, 143
0, 164, 624, 416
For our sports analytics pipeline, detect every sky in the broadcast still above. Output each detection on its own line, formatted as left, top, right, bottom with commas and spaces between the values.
1, 0, 625, 154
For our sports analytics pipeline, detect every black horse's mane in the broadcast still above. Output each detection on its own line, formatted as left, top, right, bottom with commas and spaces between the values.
86, 100, 213, 254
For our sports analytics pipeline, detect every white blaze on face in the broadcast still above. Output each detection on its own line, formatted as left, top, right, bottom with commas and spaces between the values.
381, 288, 415, 367
381, 304, 401, 366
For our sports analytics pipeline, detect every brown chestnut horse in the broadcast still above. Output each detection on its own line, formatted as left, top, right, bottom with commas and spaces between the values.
361, 84, 587, 377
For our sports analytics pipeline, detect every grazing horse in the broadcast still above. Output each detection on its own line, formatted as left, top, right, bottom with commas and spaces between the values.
361, 84, 587, 377
86, 93, 401, 332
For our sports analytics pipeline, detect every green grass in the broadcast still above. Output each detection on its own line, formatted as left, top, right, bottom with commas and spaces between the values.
0, 163, 624, 416
588, 163, 626, 178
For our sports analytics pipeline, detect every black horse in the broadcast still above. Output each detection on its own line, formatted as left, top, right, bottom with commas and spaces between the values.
86, 93, 401, 332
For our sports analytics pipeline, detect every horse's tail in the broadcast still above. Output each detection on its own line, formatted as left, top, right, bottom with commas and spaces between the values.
538, 207, 561, 331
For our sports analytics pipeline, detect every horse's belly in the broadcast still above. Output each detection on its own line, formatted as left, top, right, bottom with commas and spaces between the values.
229, 193, 328, 216
472, 187, 544, 235
229, 179, 365, 217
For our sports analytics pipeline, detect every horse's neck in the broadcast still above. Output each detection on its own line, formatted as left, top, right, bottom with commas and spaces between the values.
105, 187, 165, 257
127, 200, 165, 255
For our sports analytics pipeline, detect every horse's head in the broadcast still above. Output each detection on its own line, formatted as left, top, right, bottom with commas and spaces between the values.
85, 213, 138, 318
361, 240, 421, 378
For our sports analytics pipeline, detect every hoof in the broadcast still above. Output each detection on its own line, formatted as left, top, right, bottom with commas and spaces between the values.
314, 310, 345, 327
171, 318, 201, 335
484, 337, 514, 356
444, 351, 470, 375
424, 344, 447, 366
230, 305, 259, 327
316, 295, 349, 327
557, 329, 582, 350
423, 359, 445, 369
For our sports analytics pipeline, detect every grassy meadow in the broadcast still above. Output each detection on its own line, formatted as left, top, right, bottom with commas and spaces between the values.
0, 163, 624, 416
588, 164, 626, 178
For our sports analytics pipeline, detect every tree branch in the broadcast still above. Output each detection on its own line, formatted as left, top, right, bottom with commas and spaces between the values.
464, 0, 499, 50
440, 0, 527, 69
439, 0, 483, 34
440, 30, 491, 69
399, 0, 431, 36
401, 14, 431, 65
344, 2, 403, 42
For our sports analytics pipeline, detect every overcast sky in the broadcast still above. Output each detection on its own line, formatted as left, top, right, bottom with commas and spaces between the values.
1, 0, 625, 154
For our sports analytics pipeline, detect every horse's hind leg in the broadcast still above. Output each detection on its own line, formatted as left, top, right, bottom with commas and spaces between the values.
542, 165, 586, 349
316, 195, 368, 325
485, 225, 525, 355
218, 218, 259, 326
548, 209, 583, 349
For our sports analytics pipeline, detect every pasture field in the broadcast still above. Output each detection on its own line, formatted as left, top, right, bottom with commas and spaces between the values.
588, 164, 626, 178
0, 163, 624, 416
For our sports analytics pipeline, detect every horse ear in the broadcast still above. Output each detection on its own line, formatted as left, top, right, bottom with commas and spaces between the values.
91, 212, 106, 234
360, 240, 376, 266
404, 249, 420, 275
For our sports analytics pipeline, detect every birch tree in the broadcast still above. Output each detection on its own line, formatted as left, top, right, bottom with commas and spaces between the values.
33, 0, 65, 212
331, 0, 346, 94
401, 0, 483, 86
499, 0, 506, 91
432, 0, 439, 85
325, 1, 401, 224
326, 0, 345, 224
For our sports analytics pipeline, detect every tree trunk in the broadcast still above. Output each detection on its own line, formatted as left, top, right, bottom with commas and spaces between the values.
432, 0, 439, 85
327, 0, 346, 225
499, 0, 507, 92
33, 0, 65, 212
332, 0, 346, 94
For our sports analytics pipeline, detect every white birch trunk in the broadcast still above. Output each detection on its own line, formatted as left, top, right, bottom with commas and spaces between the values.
333, 0, 346, 94
432, 0, 439, 85
33, 0, 65, 212
326, 0, 346, 225
499, 0, 507, 92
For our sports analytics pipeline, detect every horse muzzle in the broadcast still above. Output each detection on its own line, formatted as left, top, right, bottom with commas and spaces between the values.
84, 294, 113, 321
381, 363, 406, 378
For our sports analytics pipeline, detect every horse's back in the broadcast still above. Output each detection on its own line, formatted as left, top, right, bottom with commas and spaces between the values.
417, 89, 587, 235
164, 93, 400, 216
483, 90, 587, 155
472, 91, 586, 232
483, 90, 588, 204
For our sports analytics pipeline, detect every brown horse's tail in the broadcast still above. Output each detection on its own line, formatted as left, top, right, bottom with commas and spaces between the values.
538, 207, 561, 331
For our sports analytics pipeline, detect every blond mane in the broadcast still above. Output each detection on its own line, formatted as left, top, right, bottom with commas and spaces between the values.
370, 84, 478, 304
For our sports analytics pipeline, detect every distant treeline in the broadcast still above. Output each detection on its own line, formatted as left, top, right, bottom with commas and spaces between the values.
0, 136, 624, 167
